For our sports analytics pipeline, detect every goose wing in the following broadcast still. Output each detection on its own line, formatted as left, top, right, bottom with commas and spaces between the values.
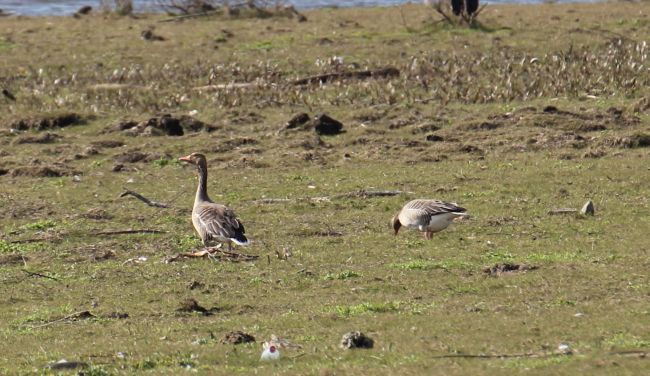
195, 203, 247, 242
400, 199, 466, 224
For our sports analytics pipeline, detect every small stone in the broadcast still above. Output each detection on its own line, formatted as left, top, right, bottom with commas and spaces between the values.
580, 200, 595, 215
340, 331, 374, 349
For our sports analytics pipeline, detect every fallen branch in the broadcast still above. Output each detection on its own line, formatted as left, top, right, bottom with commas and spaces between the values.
7, 235, 60, 244
119, 189, 169, 208
29, 310, 94, 329
254, 190, 413, 204
431, 352, 563, 359
159, 9, 220, 23
91, 229, 167, 236
21, 269, 59, 281
292, 67, 400, 86
165, 246, 258, 263
547, 208, 577, 215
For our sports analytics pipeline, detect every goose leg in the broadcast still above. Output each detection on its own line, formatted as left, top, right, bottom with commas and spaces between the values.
422, 232, 428, 240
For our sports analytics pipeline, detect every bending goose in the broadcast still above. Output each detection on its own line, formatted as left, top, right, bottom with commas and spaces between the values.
179, 152, 249, 251
391, 199, 468, 240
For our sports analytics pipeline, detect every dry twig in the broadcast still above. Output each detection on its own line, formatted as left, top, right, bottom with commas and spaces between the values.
21, 269, 59, 281
119, 189, 169, 208
28, 311, 95, 329
254, 190, 413, 204
165, 246, 258, 263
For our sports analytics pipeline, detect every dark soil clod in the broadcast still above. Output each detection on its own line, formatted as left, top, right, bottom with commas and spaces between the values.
91, 140, 125, 149
177, 298, 215, 316
285, 113, 311, 129
11, 166, 67, 177
9, 113, 85, 131
222, 330, 256, 345
340, 331, 374, 349
426, 134, 444, 142
113, 151, 153, 164
313, 114, 344, 135
483, 263, 538, 277
12, 132, 60, 144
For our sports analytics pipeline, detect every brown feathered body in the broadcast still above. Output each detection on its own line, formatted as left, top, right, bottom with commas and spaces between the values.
392, 199, 468, 239
180, 153, 248, 249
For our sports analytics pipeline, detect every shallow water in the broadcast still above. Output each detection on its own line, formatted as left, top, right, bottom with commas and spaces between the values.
0, 0, 595, 16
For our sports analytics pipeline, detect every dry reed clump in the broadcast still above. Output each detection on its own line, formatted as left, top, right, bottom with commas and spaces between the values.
5, 39, 650, 114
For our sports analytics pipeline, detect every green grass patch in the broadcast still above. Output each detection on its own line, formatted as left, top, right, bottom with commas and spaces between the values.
328, 301, 401, 317
323, 270, 361, 280
22, 219, 57, 230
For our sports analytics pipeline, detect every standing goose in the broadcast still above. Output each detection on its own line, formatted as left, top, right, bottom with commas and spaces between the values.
179, 152, 249, 251
391, 199, 468, 240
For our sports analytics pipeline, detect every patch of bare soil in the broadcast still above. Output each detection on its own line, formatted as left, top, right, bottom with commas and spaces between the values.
222, 330, 255, 345
82, 208, 113, 220
211, 137, 259, 153
91, 140, 125, 149
113, 151, 160, 163
483, 263, 538, 277
0, 253, 27, 265
604, 133, 650, 149
340, 331, 374, 349
177, 298, 218, 316
12, 132, 61, 144
8, 113, 86, 131
106, 115, 217, 136
10, 164, 77, 177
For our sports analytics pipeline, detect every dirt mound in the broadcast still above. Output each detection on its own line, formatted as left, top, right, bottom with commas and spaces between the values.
91, 140, 125, 148
113, 151, 161, 163
222, 331, 256, 345
483, 263, 538, 277
106, 115, 216, 136
10, 165, 76, 177
177, 298, 216, 316
9, 113, 85, 131
340, 331, 374, 349
12, 132, 60, 144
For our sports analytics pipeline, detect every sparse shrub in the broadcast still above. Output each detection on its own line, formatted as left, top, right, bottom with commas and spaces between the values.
100, 0, 133, 15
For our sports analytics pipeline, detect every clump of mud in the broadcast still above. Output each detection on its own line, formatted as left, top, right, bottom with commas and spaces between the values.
280, 113, 344, 135
10, 165, 77, 177
222, 330, 256, 345
9, 113, 86, 131
106, 115, 217, 136
177, 298, 216, 316
340, 331, 374, 349
12, 132, 61, 144
113, 151, 163, 163
483, 263, 538, 277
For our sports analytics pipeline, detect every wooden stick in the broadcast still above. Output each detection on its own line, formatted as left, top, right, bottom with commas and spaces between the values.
430, 352, 561, 359
158, 10, 221, 23
29, 311, 94, 329
292, 67, 400, 86
91, 229, 166, 236
254, 190, 413, 204
165, 246, 258, 263
547, 208, 578, 215
119, 189, 169, 208
21, 269, 59, 281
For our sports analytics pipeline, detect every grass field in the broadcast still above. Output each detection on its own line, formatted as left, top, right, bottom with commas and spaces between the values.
1, 2, 650, 374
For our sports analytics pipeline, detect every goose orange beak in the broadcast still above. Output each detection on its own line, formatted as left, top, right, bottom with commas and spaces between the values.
179, 155, 192, 162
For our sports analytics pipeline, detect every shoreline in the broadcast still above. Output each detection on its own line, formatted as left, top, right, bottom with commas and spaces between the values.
0, 0, 602, 17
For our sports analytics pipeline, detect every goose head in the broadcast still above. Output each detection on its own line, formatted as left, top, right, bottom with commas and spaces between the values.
390, 214, 401, 235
